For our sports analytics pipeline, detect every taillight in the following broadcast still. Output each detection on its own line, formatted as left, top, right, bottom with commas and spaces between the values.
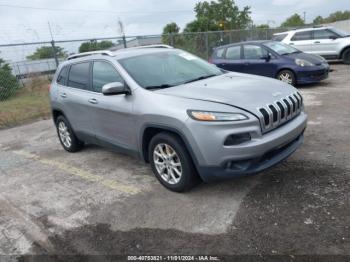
208, 58, 213, 64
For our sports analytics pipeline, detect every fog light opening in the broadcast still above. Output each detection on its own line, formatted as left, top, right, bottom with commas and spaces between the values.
224, 133, 251, 146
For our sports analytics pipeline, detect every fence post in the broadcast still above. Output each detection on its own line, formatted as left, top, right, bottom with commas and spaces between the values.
170, 33, 174, 47
122, 35, 127, 48
205, 32, 209, 60
50, 40, 59, 68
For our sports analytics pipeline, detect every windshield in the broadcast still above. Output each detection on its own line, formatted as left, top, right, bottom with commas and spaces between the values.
118, 51, 223, 89
263, 41, 300, 55
330, 28, 349, 37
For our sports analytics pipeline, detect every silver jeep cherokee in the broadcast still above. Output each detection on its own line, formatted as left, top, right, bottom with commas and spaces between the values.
50, 47, 307, 192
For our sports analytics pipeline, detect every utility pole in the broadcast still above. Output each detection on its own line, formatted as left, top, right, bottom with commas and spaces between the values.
303, 12, 306, 24
48, 22, 59, 67
118, 19, 127, 48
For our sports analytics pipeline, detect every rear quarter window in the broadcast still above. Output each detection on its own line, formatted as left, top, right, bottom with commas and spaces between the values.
272, 34, 288, 41
56, 66, 69, 86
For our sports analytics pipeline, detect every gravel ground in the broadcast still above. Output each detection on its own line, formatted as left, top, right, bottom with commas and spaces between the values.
0, 64, 349, 261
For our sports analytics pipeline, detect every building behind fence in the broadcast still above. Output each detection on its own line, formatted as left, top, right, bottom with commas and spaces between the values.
1, 21, 350, 101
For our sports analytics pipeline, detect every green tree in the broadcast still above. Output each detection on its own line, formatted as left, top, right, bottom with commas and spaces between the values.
313, 15, 324, 25
162, 22, 181, 45
184, 0, 251, 32
281, 13, 305, 28
323, 11, 350, 23
78, 40, 115, 53
26, 46, 67, 60
0, 58, 19, 100
255, 24, 269, 29
163, 22, 180, 34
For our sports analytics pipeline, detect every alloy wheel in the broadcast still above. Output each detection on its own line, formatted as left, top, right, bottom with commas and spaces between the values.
153, 143, 182, 185
278, 72, 293, 85
58, 121, 72, 148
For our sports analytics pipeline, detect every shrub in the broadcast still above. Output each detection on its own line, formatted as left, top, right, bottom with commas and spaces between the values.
0, 59, 20, 101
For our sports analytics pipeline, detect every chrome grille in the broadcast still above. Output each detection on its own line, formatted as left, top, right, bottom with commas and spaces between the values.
258, 92, 303, 133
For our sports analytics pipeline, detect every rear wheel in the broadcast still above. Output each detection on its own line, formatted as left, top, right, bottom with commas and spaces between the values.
342, 48, 350, 65
56, 115, 84, 152
277, 69, 296, 86
149, 132, 200, 192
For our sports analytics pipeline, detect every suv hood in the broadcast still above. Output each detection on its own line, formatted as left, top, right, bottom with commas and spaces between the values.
156, 73, 297, 115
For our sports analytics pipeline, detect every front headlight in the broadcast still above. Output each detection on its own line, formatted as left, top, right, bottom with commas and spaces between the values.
188, 110, 248, 121
295, 58, 314, 67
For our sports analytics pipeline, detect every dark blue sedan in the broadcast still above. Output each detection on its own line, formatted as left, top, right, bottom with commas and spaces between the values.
210, 41, 330, 86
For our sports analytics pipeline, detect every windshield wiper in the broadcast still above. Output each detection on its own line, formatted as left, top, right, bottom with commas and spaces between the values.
183, 74, 217, 84
144, 84, 174, 90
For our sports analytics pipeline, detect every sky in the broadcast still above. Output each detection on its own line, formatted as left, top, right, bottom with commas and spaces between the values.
0, 0, 349, 61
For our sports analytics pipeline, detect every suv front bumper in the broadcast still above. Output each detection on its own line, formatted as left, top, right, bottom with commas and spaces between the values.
183, 112, 307, 182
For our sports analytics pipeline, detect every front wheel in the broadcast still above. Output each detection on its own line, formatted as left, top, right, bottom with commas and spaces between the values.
342, 48, 350, 65
277, 70, 296, 86
149, 132, 200, 192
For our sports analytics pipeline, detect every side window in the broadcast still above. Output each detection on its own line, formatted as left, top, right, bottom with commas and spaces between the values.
214, 48, 225, 59
67, 62, 90, 90
243, 45, 267, 60
57, 66, 68, 85
225, 46, 241, 60
314, 29, 338, 39
291, 31, 313, 41
92, 61, 123, 93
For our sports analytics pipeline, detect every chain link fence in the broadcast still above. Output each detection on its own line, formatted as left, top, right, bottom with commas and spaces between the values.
0, 27, 287, 127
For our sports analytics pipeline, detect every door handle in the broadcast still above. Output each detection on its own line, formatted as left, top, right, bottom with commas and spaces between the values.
88, 98, 98, 104
314, 41, 321, 44
60, 93, 67, 98
289, 43, 294, 45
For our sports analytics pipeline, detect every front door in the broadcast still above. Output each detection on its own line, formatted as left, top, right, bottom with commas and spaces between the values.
88, 60, 134, 150
242, 44, 276, 77
312, 29, 340, 57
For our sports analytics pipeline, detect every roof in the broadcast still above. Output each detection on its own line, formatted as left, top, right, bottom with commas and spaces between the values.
60, 47, 179, 67
213, 40, 273, 49
273, 26, 332, 35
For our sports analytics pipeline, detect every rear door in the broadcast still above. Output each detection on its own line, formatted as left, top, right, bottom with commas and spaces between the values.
312, 29, 340, 57
88, 60, 134, 149
219, 45, 245, 72
58, 61, 95, 139
242, 44, 276, 77
289, 30, 314, 53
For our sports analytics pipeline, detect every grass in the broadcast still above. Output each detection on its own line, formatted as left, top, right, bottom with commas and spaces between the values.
0, 77, 51, 129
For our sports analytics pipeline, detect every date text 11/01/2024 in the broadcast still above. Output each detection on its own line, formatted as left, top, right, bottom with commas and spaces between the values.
127, 255, 220, 261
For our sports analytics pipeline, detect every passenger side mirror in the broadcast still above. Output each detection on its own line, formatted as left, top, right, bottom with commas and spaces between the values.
102, 82, 130, 96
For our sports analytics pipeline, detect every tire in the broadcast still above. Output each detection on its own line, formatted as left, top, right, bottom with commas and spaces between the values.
56, 115, 84, 153
277, 69, 296, 86
149, 132, 201, 192
342, 48, 350, 65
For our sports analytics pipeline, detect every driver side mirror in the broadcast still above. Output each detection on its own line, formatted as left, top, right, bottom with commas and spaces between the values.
261, 53, 271, 61
329, 35, 338, 40
102, 82, 130, 96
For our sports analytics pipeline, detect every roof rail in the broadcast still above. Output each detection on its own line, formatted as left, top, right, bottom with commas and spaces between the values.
115, 44, 174, 52
67, 50, 116, 60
